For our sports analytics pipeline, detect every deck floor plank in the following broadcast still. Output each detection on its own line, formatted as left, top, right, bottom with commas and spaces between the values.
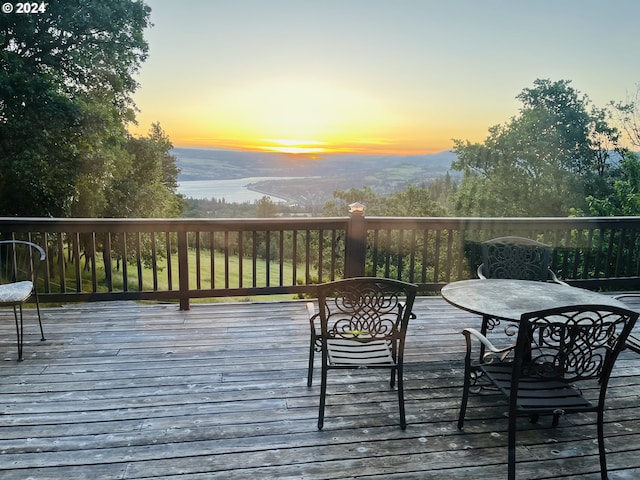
1, 297, 640, 479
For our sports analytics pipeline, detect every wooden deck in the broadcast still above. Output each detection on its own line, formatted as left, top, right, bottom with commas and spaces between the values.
2, 296, 640, 479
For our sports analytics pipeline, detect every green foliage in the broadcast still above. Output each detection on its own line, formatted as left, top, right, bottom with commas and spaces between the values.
323, 186, 385, 216
1, 0, 150, 109
183, 198, 256, 218
182, 197, 305, 218
323, 181, 453, 217
1, 0, 181, 218
103, 123, 184, 218
256, 196, 278, 218
384, 184, 448, 217
588, 152, 640, 216
0, 71, 86, 215
451, 79, 624, 217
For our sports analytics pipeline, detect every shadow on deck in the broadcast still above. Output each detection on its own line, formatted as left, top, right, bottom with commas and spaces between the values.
1, 297, 640, 479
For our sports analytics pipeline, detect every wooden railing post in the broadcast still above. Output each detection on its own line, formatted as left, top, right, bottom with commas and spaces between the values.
177, 230, 190, 310
345, 203, 366, 278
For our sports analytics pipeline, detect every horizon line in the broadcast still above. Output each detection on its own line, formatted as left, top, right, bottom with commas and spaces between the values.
170, 144, 453, 156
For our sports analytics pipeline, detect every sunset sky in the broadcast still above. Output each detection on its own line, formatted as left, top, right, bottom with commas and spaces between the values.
131, 0, 640, 155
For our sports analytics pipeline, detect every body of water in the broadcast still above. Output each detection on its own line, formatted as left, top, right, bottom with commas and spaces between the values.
177, 177, 292, 203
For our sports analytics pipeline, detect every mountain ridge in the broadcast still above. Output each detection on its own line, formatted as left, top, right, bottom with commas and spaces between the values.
174, 146, 457, 180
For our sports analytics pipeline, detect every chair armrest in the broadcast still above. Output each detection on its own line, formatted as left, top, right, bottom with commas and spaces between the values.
307, 301, 316, 318
307, 302, 321, 336
462, 327, 514, 362
477, 264, 487, 279
614, 293, 640, 302
548, 268, 569, 286
625, 334, 640, 354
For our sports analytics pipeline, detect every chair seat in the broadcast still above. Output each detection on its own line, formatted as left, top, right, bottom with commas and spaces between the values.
0, 281, 33, 304
482, 363, 592, 413
327, 338, 395, 366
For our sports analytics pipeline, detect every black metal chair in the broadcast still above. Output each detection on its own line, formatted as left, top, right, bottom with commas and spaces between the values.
477, 236, 565, 284
0, 240, 46, 361
458, 304, 639, 480
476, 236, 568, 355
307, 277, 418, 430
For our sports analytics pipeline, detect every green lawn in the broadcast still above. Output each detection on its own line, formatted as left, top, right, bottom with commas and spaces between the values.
68, 248, 316, 303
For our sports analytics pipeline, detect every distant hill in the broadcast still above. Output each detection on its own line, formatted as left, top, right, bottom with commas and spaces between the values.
173, 147, 459, 206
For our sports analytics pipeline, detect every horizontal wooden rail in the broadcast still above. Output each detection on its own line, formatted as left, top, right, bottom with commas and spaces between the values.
1, 216, 639, 309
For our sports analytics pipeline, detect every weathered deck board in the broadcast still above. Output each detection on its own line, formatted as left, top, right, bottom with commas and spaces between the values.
1, 296, 640, 479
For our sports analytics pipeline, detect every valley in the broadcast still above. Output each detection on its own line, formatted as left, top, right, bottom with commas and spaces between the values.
173, 147, 459, 207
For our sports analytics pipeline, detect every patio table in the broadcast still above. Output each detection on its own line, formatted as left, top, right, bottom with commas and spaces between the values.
440, 278, 627, 322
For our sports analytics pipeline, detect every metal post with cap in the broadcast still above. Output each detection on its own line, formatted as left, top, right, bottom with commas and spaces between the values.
345, 202, 366, 277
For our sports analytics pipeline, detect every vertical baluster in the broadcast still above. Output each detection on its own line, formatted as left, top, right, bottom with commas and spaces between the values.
165, 231, 173, 291
151, 232, 158, 291
136, 232, 143, 291
252, 231, 258, 288
224, 230, 230, 289
238, 230, 244, 288
121, 232, 128, 292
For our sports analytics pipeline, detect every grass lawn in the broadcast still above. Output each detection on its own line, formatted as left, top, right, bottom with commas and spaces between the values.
63, 248, 317, 303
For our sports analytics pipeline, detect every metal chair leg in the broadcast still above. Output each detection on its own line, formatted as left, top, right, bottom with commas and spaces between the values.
35, 291, 45, 341
458, 352, 473, 430
307, 337, 315, 387
13, 305, 23, 362
318, 366, 328, 430
397, 366, 406, 430
597, 410, 608, 480
507, 410, 517, 480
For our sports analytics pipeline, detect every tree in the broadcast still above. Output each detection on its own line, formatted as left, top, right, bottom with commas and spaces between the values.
102, 123, 183, 218
256, 196, 277, 218
587, 152, 640, 216
382, 184, 447, 217
611, 82, 640, 149
323, 186, 386, 216
1, 0, 153, 216
452, 79, 624, 217
323, 183, 448, 217
586, 82, 640, 217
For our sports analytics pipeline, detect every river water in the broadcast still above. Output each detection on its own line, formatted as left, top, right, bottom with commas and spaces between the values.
177, 177, 291, 203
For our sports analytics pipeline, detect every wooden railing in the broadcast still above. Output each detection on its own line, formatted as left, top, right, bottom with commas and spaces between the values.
1, 215, 639, 309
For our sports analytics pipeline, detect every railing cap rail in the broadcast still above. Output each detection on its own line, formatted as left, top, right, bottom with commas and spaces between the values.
0, 216, 350, 232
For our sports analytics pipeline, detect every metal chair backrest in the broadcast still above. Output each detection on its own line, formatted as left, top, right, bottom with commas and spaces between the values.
317, 277, 417, 344
479, 236, 552, 281
514, 304, 638, 385
0, 240, 45, 285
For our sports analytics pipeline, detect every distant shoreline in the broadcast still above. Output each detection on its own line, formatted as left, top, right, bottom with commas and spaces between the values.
244, 183, 294, 204
177, 177, 298, 203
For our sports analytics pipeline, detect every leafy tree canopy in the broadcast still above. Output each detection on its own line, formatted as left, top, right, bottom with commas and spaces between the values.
1, 0, 182, 218
256, 196, 278, 218
323, 183, 450, 217
587, 152, 640, 216
1, 0, 150, 113
451, 79, 624, 217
